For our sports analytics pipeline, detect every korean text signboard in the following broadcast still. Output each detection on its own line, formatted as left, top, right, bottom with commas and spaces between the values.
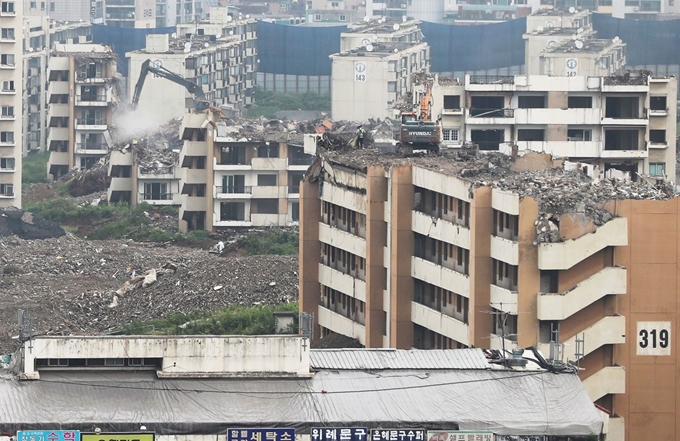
427, 431, 494, 441
312, 428, 368, 441
81, 434, 154, 441
496, 436, 545, 441
371, 429, 425, 441
18, 431, 80, 441
227, 428, 295, 441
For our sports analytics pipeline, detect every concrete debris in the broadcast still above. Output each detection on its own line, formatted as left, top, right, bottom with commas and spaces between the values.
603, 69, 653, 86
0, 235, 299, 353
0, 208, 66, 240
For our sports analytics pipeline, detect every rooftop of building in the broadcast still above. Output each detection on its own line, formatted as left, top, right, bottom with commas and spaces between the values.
543, 37, 624, 55
333, 41, 426, 57
53, 43, 114, 57
525, 26, 595, 37
130, 35, 241, 56
530, 7, 590, 16
345, 17, 421, 34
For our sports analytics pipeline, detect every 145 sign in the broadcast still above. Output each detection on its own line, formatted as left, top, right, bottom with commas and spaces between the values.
637, 321, 671, 356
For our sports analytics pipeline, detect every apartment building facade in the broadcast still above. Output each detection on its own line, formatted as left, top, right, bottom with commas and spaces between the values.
299, 151, 680, 440
46, 44, 117, 180
330, 42, 430, 121
421, 72, 677, 184
305, 0, 365, 23
176, 111, 314, 232
0, 0, 22, 207
127, 15, 257, 126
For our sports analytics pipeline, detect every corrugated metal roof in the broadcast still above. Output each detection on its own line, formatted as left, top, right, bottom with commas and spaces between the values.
310, 348, 490, 370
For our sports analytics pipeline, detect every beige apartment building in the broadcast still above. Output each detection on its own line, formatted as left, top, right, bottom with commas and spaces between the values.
176, 110, 314, 232
424, 72, 677, 182
299, 150, 680, 440
0, 0, 22, 207
330, 41, 430, 121
46, 44, 117, 180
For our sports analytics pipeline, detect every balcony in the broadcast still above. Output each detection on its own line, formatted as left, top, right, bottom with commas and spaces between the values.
490, 235, 518, 266
215, 185, 252, 199
47, 127, 69, 148
319, 222, 366, 258
601, 114, 648, 126
139, 192, 180, 205
411, 301, 470, 346
75, 75, 107, 84
47, 81, 69, 96
108, 176, 132, 192
76, 143, 108, 155
319, 263, 366, 302
320, 184, 367, 214
182, 196, 206, 212
181, 141, 208, 160
537, 267, 627, 320
318, 305, 366, 346
75, 94, 109, 107
251, 213, 285, 226
251, 157, 288, 170
75, 119, 107, 131
600, 149, 648, 159
411, 256, 470, 298
510, 141, 600, 158
252, 185, 287, 199
180, 113, 209, 139
412, 210, 470, 250
465, 108, 515, 125
538, 315, 626, 360
466, 75, 515, 91
514, 108, 601, 125
582, 366, 625, 401
538, 217, 628, 270
47, 103, 69, 123
181, 168, 206, 185
441, 107, 463, 116
489, 284, 518, 314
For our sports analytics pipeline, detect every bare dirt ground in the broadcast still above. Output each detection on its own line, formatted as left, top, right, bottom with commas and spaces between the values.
0, 234, 299, 354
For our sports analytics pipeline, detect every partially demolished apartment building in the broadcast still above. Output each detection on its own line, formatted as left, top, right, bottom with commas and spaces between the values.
0, 0, 22, 207
176, 110, 314, 232
299, 149, 680, 441
46, 44, 117, 180
126, 12, 257, 125
417, 9, 677, 181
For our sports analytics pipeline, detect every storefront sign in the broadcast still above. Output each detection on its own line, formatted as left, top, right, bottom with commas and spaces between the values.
427, 431, 494, 441
371, 430, 425, 441
82, 433, 153, 441
312, 428, 368, 441
18, 431, 80, 441
227, 429, 295, 441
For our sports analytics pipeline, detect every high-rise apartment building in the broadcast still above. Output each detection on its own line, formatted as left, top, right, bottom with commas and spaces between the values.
46, 44, 117, 180
299, 148, 680, 440
0, 0, 22, 207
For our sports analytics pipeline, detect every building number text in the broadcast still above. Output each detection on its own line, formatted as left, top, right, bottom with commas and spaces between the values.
639, 328, 669, 349
637, 321, 671, 356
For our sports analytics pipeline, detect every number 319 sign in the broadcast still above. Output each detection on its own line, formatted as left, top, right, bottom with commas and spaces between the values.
637, 321, 671, 356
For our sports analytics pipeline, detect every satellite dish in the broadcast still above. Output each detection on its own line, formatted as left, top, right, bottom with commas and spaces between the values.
547, 40, 557, 48
568, 6, 576, 13
614, 35, 620, 42
363, 16, 370, 22
204, 42, 209, 48
536, 26, 544, 32
575, 39, 584, 49
226, 15, 233, 22
215, 34, 221, 39
393, 48, 398, 53
229, 30, 234, 35
184, 42, 191, 51
402, 16, 407, 22
366, 44, 374, 52
393, 23, 400, 30
546, 20, 555, 27
171, 32, 177, 38
245, 14, 250, 18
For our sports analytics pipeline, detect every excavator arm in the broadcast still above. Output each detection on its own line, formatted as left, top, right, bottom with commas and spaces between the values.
131, 59, 208, 111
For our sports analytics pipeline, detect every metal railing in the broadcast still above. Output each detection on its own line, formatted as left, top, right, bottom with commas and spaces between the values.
220, 185, 252, 194
469, 108, 514, 118
469, 75, 514, 85
76, 143, 107, 150
289, 155, 314, 165
140, 192, 173, 201
76, 118, 105, 126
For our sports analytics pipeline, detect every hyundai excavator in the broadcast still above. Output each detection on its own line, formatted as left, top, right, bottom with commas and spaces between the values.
131, 59, 212, 112
397, 80, 442, 154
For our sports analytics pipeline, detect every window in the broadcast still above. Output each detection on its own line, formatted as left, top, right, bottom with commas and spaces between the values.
257, 144, 279, 158
0, 183, 13, 196
50, 1, 54, 10
442, 128, 459, 142
331, 1, 339, 6
1, 28, 14, 39
47, 358, 68, 367
388, 61, 397, 72
314, 13, 321, 21
568, 96, 592, 108
339, 14, 346, 21
650, 163, 665, 176
650, 96, 667, 111
257, 174, 277, 186
143, 183, 168, 200
40, 1, 44, 9
517, 95, 545, 108
29, 0, 35, 7
1, 80, 13, 91
0, 54, 15, 66
517, 129, 545, 141
649, 129, 666, 143
567, 128, 592, 141
0, 157, 14, 170
1, 106, 13, 117
387, 81, 397, 92
443, 95, 461, 110
257, 199, 279, 214
292, 202, 299, 222
1, 2, 15, 13
0, 131, 13, 143
104, 358, 125, 367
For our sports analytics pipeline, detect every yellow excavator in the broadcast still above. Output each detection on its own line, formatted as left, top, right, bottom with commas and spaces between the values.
398, 81, 442, 154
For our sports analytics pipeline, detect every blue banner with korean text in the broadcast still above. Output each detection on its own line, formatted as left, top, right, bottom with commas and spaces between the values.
18, 431, 80, 441
371, 430, 426, 441
311, 428, 368, 441
227, 429, 295, 441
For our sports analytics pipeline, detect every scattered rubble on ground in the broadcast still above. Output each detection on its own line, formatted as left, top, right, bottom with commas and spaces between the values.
311, 332, 363, 349
0, 208, 65, 240
0, 234, 298, 353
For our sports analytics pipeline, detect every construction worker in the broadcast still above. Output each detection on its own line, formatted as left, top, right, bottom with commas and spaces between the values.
357, 125, 366, 148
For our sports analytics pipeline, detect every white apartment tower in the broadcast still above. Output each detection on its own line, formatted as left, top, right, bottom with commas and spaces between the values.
0, 0, 22, 207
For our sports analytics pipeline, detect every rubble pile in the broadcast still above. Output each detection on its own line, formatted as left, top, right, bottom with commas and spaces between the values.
0, 235, 299, 353
66, 163, 109, 197
0, 208, 65, 240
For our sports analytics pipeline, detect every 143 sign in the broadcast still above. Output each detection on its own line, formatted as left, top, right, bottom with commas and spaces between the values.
637, 321, 671, 356
354, 62, 367, 82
